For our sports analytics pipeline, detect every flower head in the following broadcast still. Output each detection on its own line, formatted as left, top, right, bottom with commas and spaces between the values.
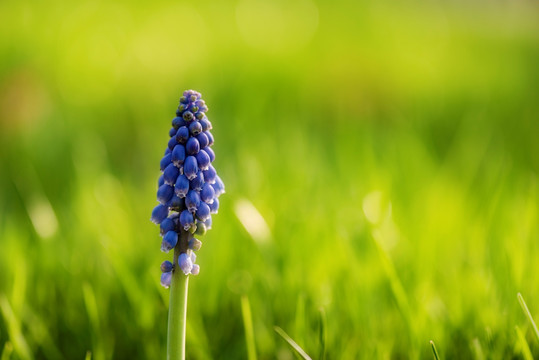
151, 90, 225, 287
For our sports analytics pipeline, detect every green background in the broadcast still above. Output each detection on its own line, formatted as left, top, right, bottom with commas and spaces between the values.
1, 0, 538, 359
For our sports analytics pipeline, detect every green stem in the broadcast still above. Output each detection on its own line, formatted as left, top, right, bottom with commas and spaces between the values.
167, 231, 191, 360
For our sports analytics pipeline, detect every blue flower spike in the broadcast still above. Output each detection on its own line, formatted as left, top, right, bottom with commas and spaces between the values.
151, 90, 224, 292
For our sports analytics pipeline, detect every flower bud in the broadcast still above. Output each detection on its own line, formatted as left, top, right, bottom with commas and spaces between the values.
202, 165, 216, 184
196, 149, 210, 170
168, 136, 178, 150
188, 238, 202, 251
189, 121, 202, 136
151, 204, 169, 224
185, 190, 201, 213
196, 133, 209, 148
157, 184, 174, 204
161, 231, 178, 252
160, 153, 172, 171
209, 198, 219, 214
180, 210, 194, 230
163, 163, 179, 185
172, 116, 185, 129
183, 111, 195, 123
160, 272, 172, 288
160, 217, 175, 235
186, 137, 200, 155
189, 172, 204, 191
200, 118, 212, 131
205, 131, 214, 146
175, 126, 189, 144
190, 264, 200, 275
174, 174, 190, 198
171, 145, 186, 166
178, 253, 193, 275
196, 202, 211, 222
184, 156, 198, 180
200, 183, 215, 204
204, 147, 215, 162
161, 260, 173, 273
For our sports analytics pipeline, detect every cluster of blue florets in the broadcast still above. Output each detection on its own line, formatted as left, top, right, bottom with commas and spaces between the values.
150, 90, 225, 288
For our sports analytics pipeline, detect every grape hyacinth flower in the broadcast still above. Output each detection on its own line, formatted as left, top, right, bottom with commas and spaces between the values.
150, 90, 225, 360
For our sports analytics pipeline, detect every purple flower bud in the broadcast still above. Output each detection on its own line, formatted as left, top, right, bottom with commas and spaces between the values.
196, 202, 211, 222
175, 174, 190, 198
189, 104, 199, 113
196, 133, 209, 148
171, 145, 186, 166
186, 137, 200, 155
212, 175, 225, 197
157, 184, 174, 204
200, 183, 215, 204
188, 238, 202, 251
169, 127, 177, 137
190, 252, 197, 264
195, 99, 205, 108
161, 260, 173, 273
161, 231, 178, 252
158, 174, 164, 188
209, 198, 219, 214
160, 217, 175, 235
175, 126, 189, 144
179, 96, 188, 104
183, 111, 194, 123
203, 165, 216, 184
185, 190, 201, 213
196, 149, 211, 170
160, 272, 172, 288
205, 131, 214, 146
166, 195, 184, 211
189, 121, 202, 136
165, 147, 171, 155
151, 204, 169, 224
177, 103, 189, 115
191, 264, 200, 275
195, 111, 205, 120
180, 210, 194, 230
200, 118, 212, 131
160, 153, 172, 171
189, 172, 204, 191
172, 116, 185, 129
204, 216, 212, 230
163, 163, 179, 185
178, 253, 193, 275
204, 147, 215, 162
184, 156, 198, 180
168, 136, 178, 150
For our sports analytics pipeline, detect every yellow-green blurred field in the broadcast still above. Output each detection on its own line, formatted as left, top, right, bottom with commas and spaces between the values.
1, 0, 539, 359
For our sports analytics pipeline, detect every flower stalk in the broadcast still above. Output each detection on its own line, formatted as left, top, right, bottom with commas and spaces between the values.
167, 231, 192, 360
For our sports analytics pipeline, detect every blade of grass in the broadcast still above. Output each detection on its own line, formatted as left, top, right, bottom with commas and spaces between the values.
430, 340, 440, 360
274, 326, 312, 360
318, 308, 327, 360
84, 351, 92, 360
1, 342, 13, 360
241, 296, 257, 360
517, 293, 539, 342
471, 338, 484, 360
515, 326, 533, 360
0, 296, 32, 360
294, 295, 305, 349
82, 283, 105, 360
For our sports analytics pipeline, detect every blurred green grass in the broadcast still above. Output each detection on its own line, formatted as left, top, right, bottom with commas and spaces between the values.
1, 0, 539, 358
